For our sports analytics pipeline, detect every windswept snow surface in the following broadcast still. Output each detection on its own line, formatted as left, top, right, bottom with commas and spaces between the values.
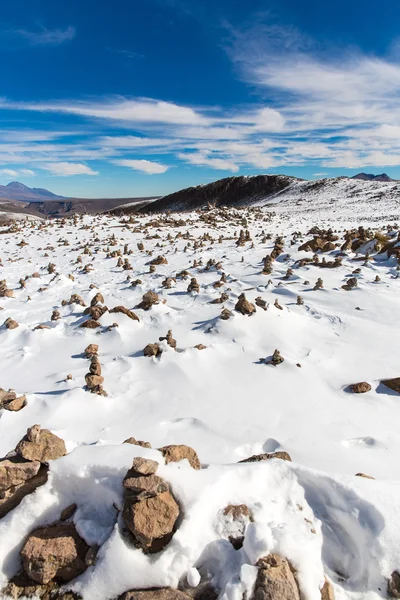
0, 205, 400, 599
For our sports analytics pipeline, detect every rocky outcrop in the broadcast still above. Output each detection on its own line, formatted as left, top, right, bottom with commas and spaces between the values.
122, 458, 180, 553
251, 554, 300, 600
20, 523, 89, 584
240, 451, 292, 463
15, 425, 67, 463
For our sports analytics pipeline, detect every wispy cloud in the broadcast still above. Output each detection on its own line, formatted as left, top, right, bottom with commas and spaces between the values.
114, 159, 168, 174
0, 168, 35, 177
43, 162, 98, 176
9, 25, 76, 47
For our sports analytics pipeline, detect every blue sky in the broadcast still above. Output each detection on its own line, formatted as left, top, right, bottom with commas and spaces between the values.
1, 0, 400, 197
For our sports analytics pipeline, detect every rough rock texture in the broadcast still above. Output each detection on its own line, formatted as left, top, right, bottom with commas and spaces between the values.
252, 554, 300, 600
120, 589, 192, 600
235, 293, 256, 315
110, 306, 140, 321
159, 444, 201, 469
350, 382, 371, 393
388, 571, 400, 598
20, 523, 89, 584
16, 426, 67, 463
0, 388, 27, 411
122, 457, 180, 553
136, 291, 159, 310
221, 504, 253, 549
381, 378, 400, 394
320, 580, 334, 600
240, 451, 292, 463
123, 491, 180, 553
0, 462, 48, 519
84, 344, 98, 358
123, 437, 152, 448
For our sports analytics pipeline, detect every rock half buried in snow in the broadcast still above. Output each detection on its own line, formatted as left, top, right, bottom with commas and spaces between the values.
350, 382, 371, 393
388, 571, 400, 598
235, 293, 256, 315
0, 388, 27, 411
381, 378, 400, 394
15, 425, 67, 463
252, 554, 300, 600
239, 451, 292, 463
120, 589, 192, 600
20, 523, 89, 584
122, 458, 180, 553
220, 504, 253, 549
159, 444, 201, 469
0, 456, 48, 518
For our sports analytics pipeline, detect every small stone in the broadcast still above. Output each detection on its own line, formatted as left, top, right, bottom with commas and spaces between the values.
350, 382, 371, 393
159, 444, 201, 469
61, 504, 78, 521
240, 451, 292, 463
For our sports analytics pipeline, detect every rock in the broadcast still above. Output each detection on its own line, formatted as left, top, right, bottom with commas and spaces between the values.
381, 378, 400, 394
123, 437, 152, 448
123, 474, 170, 498
252, 554, 300, 600
221, 504, 253, 549
80, 319, 101, 329
159, 444, 201, 469
0, 458, 48, 519
342, 277, 358, 291
1, 571, 59, 599
110, 306, 140, 321
20, 523, 89, 584
240, 451, 292, 463
320, 580, 334, 600
267, 349, 284, 366
61, 503, 78, 521
0, 457, 41, 492
355, 472, 375, 480
136, 291, 159, 310
194, 344, 206, 350
3, 394, 27, 412
91, 292, 104, 306
120, 589, 191, 600
388, 571, 400, 598
4, 318, 19, 330
130, 457, 159, 475
220, 308, 232, 320
235, 293, 256, 315
187, 278, 200, 293
350, 382, 371, 393
123, 490, 180, 552
0, 387, 17, 406
16, 426, 67, 463
144, 343, 161, 357
84, 343, 99, 357
85, 374, 104, 389
89, 358, 102, 376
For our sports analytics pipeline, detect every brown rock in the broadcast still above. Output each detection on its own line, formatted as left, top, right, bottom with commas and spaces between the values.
4, 318, 19, 330
84, 343, 98, 358
121, 589, 191, 600
381, 378, 400, 394
144, 343, 161, 357
0, 387, 17, 406
80, 319, 101, 329
20, 523, 89, 584
235, 293, 256, 315
130, 457, 159, 475
222, 504, 253, 549
355, 472, 375, 480
16, 426, 67, 463
320, 580, 334, 600
252, 554, 300, 600
240, 451, 292, 463
388, 571, 400, 598
110, 306, 140, 321
0, 457, 41, 492
350, 382, 371, 393
0, 461, 48, 519
123, 474, 169, 497
159, 444, 201, 469
3, 394, 27, 412
136, 291, 159, 310
91, 292, 104, 306
123, 437, 152, 448
61, 503, 78, 521
123, 490, 179, 552
85, 374, 104, 389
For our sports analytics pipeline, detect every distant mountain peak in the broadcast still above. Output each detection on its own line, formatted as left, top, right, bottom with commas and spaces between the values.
0, 181, 66, 202
352, 172, 395, 182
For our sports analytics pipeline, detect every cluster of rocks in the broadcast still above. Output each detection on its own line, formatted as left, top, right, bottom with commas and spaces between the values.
84, 344, 107, 396
0, 425, 66, 519
0, 387, 27, 412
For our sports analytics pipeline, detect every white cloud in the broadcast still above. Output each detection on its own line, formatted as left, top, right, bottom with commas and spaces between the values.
7, 98, 208, 126
11, 25, 76, 46
43, 162, 99, 176
21, 169, 35, 176
178, 152, 239, 172
114, 159, 168, 174
0, 169, 18, 177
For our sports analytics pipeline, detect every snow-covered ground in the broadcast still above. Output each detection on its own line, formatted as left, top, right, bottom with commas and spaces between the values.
0, 204, 400, 600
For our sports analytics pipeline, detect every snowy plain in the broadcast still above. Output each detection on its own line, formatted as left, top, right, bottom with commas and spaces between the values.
0, 197, 400, 600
